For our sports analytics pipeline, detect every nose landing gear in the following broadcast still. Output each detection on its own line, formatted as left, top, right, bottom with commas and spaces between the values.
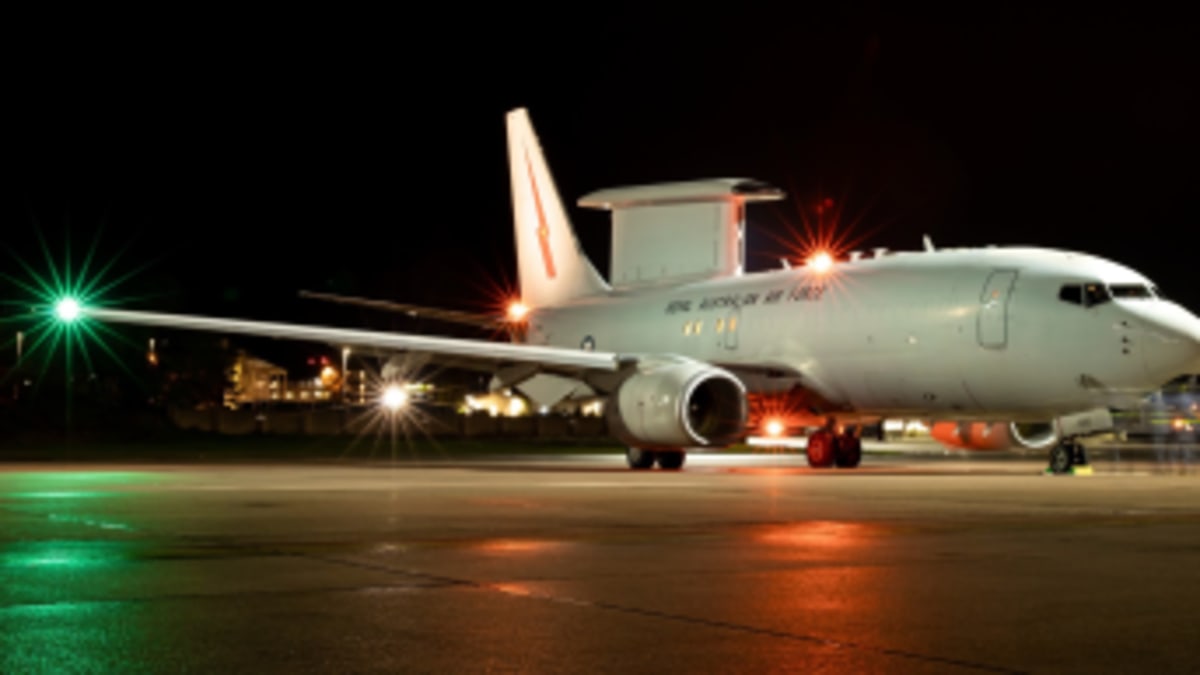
1047, 440, 1092, 475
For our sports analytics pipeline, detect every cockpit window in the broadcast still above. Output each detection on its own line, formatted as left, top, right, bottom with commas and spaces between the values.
1059, 283, 1111, 307
1083, 283, 1110, 306
1110, 284, 1154, 299
1058, 285, 1082, 305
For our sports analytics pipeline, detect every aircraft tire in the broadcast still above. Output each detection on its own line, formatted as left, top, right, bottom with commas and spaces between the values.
656, 450, 686, 470
626, 447, 657, 470
806, 431, 836, 468
1048, 442, 1075, 474
834, 435, 862, 468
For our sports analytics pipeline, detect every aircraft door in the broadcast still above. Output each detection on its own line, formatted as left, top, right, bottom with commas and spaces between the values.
723, 307, 740, 350
977, 270, 1018, 349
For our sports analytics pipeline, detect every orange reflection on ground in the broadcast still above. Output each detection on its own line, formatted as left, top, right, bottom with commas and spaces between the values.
474, 538, 563, 555
742, 520, 887, 653
491, 582, 535, 597
756, 520, 877, 553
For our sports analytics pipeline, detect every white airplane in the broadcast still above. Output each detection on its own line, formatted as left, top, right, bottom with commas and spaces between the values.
61, 108, 1200, 474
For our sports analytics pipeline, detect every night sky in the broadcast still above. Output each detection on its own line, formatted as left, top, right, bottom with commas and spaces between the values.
5, 15, 1197, 371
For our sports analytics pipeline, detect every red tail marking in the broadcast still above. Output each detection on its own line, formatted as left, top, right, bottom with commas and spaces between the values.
524, 150, 557, 279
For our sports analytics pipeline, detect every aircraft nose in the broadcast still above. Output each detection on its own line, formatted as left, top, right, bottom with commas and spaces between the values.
1139, 303, 1200, 380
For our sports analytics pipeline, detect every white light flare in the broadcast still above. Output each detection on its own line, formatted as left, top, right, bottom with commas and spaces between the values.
381, 384, 409, 412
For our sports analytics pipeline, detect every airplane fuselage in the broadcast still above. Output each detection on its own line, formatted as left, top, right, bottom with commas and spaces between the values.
527, 247, 1196, 421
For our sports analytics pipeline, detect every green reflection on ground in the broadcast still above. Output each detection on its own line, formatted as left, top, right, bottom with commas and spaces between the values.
1, 471, 170, 501
48, 513, 134, 532
1, 540, 126, 569
7, 491, 108, 500
0, 600, 153, 674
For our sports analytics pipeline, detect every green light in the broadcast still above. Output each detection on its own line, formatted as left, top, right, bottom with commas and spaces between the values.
54, 297, 81, 322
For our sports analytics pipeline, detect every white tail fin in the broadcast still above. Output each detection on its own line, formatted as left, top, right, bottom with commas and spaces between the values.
506, 108, 609, 309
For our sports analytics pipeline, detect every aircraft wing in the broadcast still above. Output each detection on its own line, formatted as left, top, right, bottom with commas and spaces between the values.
82, 307, 623, 374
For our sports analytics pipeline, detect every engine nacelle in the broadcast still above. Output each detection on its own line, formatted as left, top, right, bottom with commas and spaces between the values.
930, 421, 1058, 451
607, 361, 747, 449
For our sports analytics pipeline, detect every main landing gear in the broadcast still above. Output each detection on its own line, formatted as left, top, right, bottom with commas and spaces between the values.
626, 447, 686, 470
805, 426, 862, 469
1047, 439, 1091, 475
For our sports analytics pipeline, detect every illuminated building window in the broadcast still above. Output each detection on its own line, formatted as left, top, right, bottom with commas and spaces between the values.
729, 317, 738, 332
716, 318, 725, 333
684, 321, 692, 335
695, 320, 703, 334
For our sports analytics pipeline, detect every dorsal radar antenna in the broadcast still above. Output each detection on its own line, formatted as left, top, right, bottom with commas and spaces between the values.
922, 235, 935, 252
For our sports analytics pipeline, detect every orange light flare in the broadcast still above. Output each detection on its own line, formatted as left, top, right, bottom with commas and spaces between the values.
758, 187, 890, 308
764, 418, 786, 438
462, 264, 529, 340
746, 392, 824, 447
506, 300, 530, 323
807, 251, 834, 274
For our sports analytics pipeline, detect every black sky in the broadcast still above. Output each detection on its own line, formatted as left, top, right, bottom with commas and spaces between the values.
4, 14, 1198, 369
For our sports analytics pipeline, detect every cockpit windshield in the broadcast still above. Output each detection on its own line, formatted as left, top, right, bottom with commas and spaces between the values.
1058, 282, 1111, 307
1060, 282, 1160, 307
1109, 284, 1155, 299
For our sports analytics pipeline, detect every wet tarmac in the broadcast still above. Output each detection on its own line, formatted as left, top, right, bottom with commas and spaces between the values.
3, 441, 1200, 673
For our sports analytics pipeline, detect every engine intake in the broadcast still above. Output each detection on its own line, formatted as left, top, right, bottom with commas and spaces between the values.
607, 361, 747, 449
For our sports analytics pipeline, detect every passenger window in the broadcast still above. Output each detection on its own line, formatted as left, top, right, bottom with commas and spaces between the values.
1059, 285, 1082, 305
716, 318, 725, 333
683, 321, 692, 335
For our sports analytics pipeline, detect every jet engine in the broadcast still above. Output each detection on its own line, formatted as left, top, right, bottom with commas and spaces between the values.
606, 361, 747, 449
930, 421, 1058, 451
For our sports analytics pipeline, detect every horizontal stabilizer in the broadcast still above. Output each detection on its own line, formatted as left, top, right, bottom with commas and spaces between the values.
298, 290, 502, 330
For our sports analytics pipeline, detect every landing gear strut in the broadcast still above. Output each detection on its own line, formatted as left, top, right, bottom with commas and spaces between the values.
1048, 440, 1090, 475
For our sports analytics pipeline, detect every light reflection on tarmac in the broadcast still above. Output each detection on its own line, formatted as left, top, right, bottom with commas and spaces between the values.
2, 439, 1200, 673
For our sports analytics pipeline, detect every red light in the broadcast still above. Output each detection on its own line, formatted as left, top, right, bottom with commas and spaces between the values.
507, 301, 530, 322
808, 251, 834, 273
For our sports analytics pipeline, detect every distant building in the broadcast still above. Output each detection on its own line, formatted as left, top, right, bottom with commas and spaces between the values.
225, 351, 288, 409
223, 350, 352, 409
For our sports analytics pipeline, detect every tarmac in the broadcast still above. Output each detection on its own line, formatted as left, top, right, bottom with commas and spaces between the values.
3, 439, 1200, 673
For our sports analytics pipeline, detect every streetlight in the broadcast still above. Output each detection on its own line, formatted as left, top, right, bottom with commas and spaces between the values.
341, 346, 350, 407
